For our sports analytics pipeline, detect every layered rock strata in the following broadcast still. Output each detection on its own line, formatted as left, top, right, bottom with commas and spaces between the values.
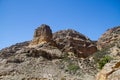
53, 29, 97, 58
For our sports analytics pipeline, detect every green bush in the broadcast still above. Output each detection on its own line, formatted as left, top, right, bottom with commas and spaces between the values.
62, 52, 70, 62
61, 77, 66, 80
68, 64, 79, 72
93, 48, 109, 63
93, 41, 118, 63
98, 55, 112, 69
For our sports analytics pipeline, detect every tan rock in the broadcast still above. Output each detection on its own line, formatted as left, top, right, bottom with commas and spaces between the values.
96, 60, 120, 80
110, 46, 120, 58
29, 24, 52, 47
53, 29, 97, 58
22, 77, 48, 80
29, 26, 97, 58
97, 26, 120, 50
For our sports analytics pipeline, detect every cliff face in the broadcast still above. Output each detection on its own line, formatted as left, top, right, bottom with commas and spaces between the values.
29, 24, 97, 58
53, 29, 97, 58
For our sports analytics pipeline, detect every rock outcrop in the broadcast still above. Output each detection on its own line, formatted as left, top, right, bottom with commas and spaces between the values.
29, 24, 97, 58
53, 29, 97, 58
25, 47, 63, 60
0, 41, 30, 58
29, 24, 53, 47
0, 24, 103, 80
0, 25, 117, 80
97, 26, 120, 50
96, 26, 120, 80
96, 60, 120, 80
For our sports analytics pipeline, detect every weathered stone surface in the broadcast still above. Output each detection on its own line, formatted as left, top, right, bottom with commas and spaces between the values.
26, 47, 62, 60
53, 29, 97, 58
97, 26, 120, 50
29, 24, 53, 47
109, 46, 120, 58
28, 25, 97, 58
22, 77, 48, 80
96, 60, 120, 80
0, 41, 30, 58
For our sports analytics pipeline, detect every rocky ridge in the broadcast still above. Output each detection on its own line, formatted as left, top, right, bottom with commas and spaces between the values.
96, 26, 120, 80
0, 24, 98, 80
53, 29, 97, 58
97, 26, 120, 50
29, 24, 97, 58
0, 25, 120, 80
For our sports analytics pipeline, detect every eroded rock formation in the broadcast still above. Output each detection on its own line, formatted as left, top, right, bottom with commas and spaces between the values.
29, 24, 53, 47
53, 29, 97, 58
29, 24, 97, 58
0, 24, 100, 80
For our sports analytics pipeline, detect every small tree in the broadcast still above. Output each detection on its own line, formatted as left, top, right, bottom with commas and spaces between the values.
98, 55, 112, 69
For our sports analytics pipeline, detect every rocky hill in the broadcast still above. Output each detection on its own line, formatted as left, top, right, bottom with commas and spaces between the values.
97, 26, 120, 50
96, 26, 120, 80
53, 29, 97, 58
94, 26, 120, 60
0, 24, 119, 80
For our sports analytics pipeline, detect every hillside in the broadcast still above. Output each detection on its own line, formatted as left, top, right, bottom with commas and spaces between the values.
96, 26, 120, 80
0, 24, 120, 80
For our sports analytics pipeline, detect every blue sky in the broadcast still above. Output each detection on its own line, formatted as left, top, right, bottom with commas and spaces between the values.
0, 0, 120, 49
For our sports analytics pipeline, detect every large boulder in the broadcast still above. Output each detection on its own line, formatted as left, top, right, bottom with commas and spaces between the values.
96, 60, 120, 80
29, 24, 53, 47
53, 29, 97, 58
